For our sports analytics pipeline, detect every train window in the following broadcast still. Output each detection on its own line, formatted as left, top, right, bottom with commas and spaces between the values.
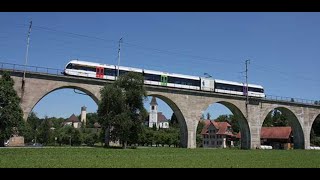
105, 68, 116, 76
248, 87, 264, 93
118, 70, 143, 77
144, 73, 161, 81
66, 63, 73, 69
88, 67, 96, 72
168, 76, 200, 86
119, 70, 129, 76
215, 83, 243, 92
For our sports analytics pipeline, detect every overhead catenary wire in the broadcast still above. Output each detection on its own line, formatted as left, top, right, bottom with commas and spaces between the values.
2, 23, 320, 84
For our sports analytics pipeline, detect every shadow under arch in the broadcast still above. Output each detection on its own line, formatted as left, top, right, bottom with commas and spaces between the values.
262, 107, 305, 149
212, 101, 250, 149
310, 114, 320, 146
147, 94, 188, 148
28, 86, 99, 119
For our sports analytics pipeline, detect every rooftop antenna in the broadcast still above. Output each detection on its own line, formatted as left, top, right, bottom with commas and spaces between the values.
117, 37, 123, 78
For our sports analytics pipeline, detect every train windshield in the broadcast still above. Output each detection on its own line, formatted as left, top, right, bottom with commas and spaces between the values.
66, 63, 73, 69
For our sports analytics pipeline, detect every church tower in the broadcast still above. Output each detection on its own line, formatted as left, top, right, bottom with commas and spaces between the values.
81, 106, 87, 127
149, 97, 158, 128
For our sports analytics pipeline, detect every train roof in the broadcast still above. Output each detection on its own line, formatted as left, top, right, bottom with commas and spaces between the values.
144, 69, 200, 80
215, 79, 264, 89
68, 60, 199, 80
117, 65, 143, 73
68, 60, 114, 68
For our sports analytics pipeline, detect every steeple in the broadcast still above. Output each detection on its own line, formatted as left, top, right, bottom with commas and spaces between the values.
81, 106, 87, 127
150, 96, 158, 106
149, 97, 158, 128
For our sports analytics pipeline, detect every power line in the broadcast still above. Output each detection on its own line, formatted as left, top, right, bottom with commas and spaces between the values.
20, 23, 240, 66
252, 63, 320, 83
4, 23, 320, 83
31, 25, 117, 43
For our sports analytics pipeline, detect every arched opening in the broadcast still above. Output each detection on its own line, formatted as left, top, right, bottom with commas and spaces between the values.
310, 114, 320, 148
198, 101, 249, 149
25, 86, 99, 147
144, 95, 188, 148
261, 107, 304, 149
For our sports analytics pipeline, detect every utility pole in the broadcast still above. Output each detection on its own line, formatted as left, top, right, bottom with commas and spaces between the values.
245, 59, 250, 104
117, 37, 123, 78
23, 21, 32, 81
21, 21, 32, 99
245, 59, 250, 117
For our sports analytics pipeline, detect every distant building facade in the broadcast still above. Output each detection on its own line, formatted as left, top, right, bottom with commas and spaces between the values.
64, 114, 82, 128
260, 127, 293, 149
201, 120, 236, 148
236, 126, 293, 149
148, 97, 169, 129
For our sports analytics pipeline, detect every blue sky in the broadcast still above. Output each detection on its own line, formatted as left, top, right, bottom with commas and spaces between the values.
0, 12, 319, 119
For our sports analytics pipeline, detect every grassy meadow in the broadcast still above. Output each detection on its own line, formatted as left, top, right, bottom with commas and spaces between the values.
0, 147, 320, 168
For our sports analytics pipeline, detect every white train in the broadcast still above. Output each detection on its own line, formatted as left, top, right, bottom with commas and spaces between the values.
64, 60, 265, 98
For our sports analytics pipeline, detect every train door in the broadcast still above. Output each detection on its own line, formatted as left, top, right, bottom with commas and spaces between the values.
201, 78, 214, 91
96, 67, 104, 79
160, 75, 168, 86
243, 85, 248, 96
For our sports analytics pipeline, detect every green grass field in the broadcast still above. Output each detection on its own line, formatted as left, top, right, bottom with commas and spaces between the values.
1, 147, 320, 168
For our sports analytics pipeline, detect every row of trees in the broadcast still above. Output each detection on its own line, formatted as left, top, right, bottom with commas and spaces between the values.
24, 111, 180, 147
23, 112, 100, 146
133, 126, 180, 147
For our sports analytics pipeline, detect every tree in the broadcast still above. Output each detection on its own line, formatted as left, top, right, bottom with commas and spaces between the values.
37, 117, 52, 145
228, 115, 240, 133
215, 114, 239, 133
98, 83, 124, 147
262, 109, 289, 127
86, 112, 99, 128
196, 120, 205, 147
23, 112, 41, 143
311, 116, 320, 136
98, 72, 147, 149
169, 113, 179, 128
215, 115, 229, 122
0, 72, 25, 147
263, 111, 273, 127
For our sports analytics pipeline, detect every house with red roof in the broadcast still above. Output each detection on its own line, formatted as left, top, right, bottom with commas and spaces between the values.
236, 126, 293, 149
200, 120, 237, 148
260, 127, 293, 149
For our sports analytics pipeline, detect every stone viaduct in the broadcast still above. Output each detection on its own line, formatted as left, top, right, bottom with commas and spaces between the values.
1, 70, 320, 149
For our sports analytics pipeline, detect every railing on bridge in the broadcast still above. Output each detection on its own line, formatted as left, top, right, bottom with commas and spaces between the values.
1, 61, 319, 106
265, 95, 318, 106
0, 61, 64, 76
